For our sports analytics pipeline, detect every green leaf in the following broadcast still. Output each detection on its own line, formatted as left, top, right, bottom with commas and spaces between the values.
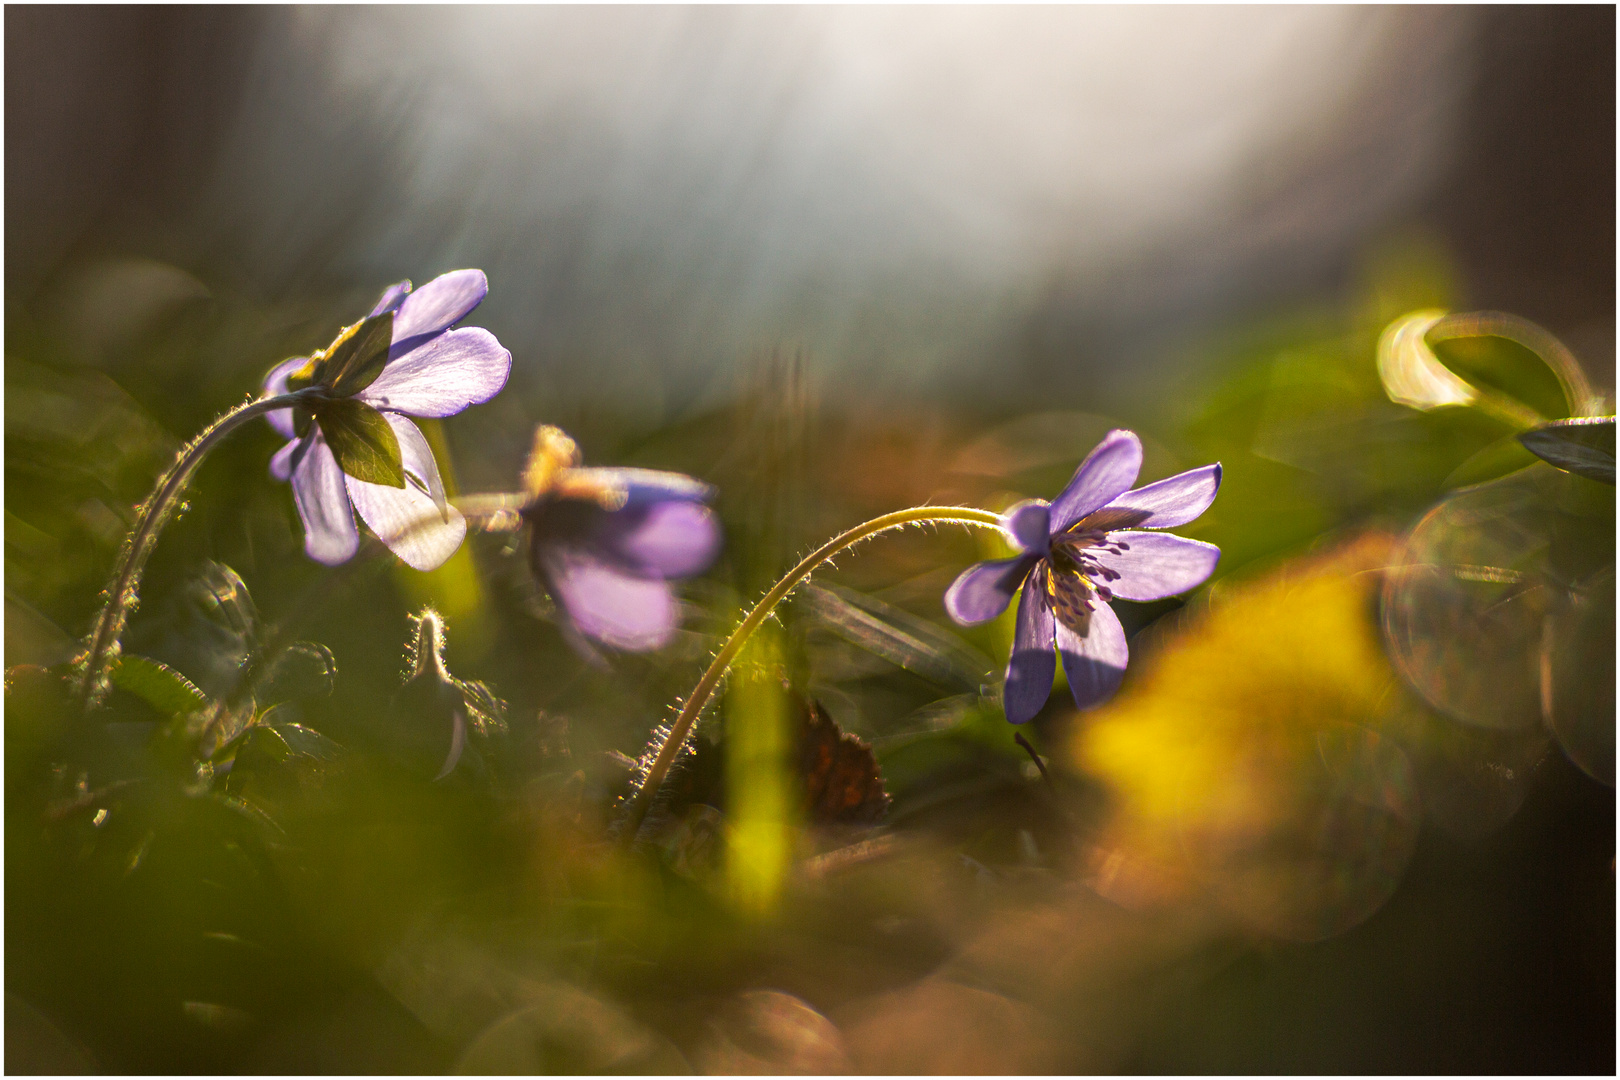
112, 654, 208, 717
224, 721, 343, 795
273, 722, 343, 761
798, 583, 994, 692
202, 695, 259, 760
189, 561, 257, 641
1519, 417, 1616, 484
256, 641, 337, 705
1425, 313, 1587, 425
315, 398, 405, 488
236, 723, 292, 769
320, 311, 395, 396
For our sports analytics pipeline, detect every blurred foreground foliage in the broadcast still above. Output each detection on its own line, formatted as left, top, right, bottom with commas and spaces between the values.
5, 243, 1613, 1072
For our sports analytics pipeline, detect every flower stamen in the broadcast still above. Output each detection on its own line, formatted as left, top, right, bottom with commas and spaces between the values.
522, 425, 583, 500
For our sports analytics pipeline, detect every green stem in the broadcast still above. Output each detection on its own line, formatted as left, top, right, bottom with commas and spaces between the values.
618, 504, 1010, 844
75, 390, 320, 708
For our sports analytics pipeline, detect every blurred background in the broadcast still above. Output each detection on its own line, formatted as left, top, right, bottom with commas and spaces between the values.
7, 6, 1613, 412
6, 6, 1614, 1074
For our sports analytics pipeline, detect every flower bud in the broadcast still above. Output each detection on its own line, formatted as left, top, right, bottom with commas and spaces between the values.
388, 609, 467, 780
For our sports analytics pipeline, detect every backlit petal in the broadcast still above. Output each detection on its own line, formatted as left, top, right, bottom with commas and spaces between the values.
389, 414, 449, 511
1049, 429, 1143, 532
290, 430, 359, 565
344, 416, 467, 571
360, 327, 511, 418
1090, 463, 1221, 530
369, 280, 412, 317
541, 547, 679, 651
559, 466, 717, 509
1005, 499, 1052, 552
616, 468, 718, 506
612, 500, 721, 579
390, 268, 487, 344
263, 356, 310, 438
945, 556, 1036, 626
1055, 600, 1128, 710
1089, 531, 1220, 602
1003, 580, 1057, 724
270, 435, 307, 481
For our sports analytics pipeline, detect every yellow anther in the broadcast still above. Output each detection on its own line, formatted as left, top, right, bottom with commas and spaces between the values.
1046, 563, 1096, 634
522, 424, 584, 500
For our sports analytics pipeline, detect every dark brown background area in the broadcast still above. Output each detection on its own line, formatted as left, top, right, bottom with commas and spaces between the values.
1427, 6, 1615, 382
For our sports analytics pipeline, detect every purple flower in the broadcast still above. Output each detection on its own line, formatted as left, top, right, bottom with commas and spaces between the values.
945, 429, 1221, 723
518, 426, 721, 654
263, 270, 511, 571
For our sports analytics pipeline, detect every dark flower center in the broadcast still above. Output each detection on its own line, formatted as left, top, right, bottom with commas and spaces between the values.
1043, 528, 1130, 633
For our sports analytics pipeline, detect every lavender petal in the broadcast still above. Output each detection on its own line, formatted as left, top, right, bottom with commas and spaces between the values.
290, 430, 360, 565
945, 555, 1036, 626
269, 435, 308, 481
1005, 499, 1052, 552
361, 327, 512, 418
1055, 599, 1128, 711
542, 547, 679, 651
369, 280, 413, 318
1049, 429, 1143, 533
1090, 531, 1220, 601
1003, 580, 1057, 724
390, 268, 487, 344
263, 356, 310, 438
344, 416, 467, 572
613, 468, 719, 506
612, 500, 721, 579
389, 413, 450, 512
1094, 463, 1222, 529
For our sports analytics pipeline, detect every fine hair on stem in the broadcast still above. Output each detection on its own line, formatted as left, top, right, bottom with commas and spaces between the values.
616, 504, 1009, 844
74, 390, 317, 708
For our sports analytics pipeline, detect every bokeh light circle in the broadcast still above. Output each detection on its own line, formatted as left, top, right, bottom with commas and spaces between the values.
1382, 470, 1555, 732
1182, 724, 1421, 943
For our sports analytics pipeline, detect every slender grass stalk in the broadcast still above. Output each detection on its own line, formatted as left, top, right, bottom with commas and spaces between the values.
74, 389, 320, 708
618, 504, 1010, 845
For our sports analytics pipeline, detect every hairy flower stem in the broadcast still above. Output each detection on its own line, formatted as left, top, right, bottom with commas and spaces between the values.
74, 390, 321, 708
619, 505, 1010, 845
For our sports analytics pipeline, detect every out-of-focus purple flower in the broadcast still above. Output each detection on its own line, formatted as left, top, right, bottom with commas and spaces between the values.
263, 270, 511, 571
518, 426, 721, 655
946, 429, 1221, 723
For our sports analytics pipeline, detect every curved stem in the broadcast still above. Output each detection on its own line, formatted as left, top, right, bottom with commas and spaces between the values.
1438, 311, 1600, 419
619, 504, 1009, 844
75, 390, 319, 708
